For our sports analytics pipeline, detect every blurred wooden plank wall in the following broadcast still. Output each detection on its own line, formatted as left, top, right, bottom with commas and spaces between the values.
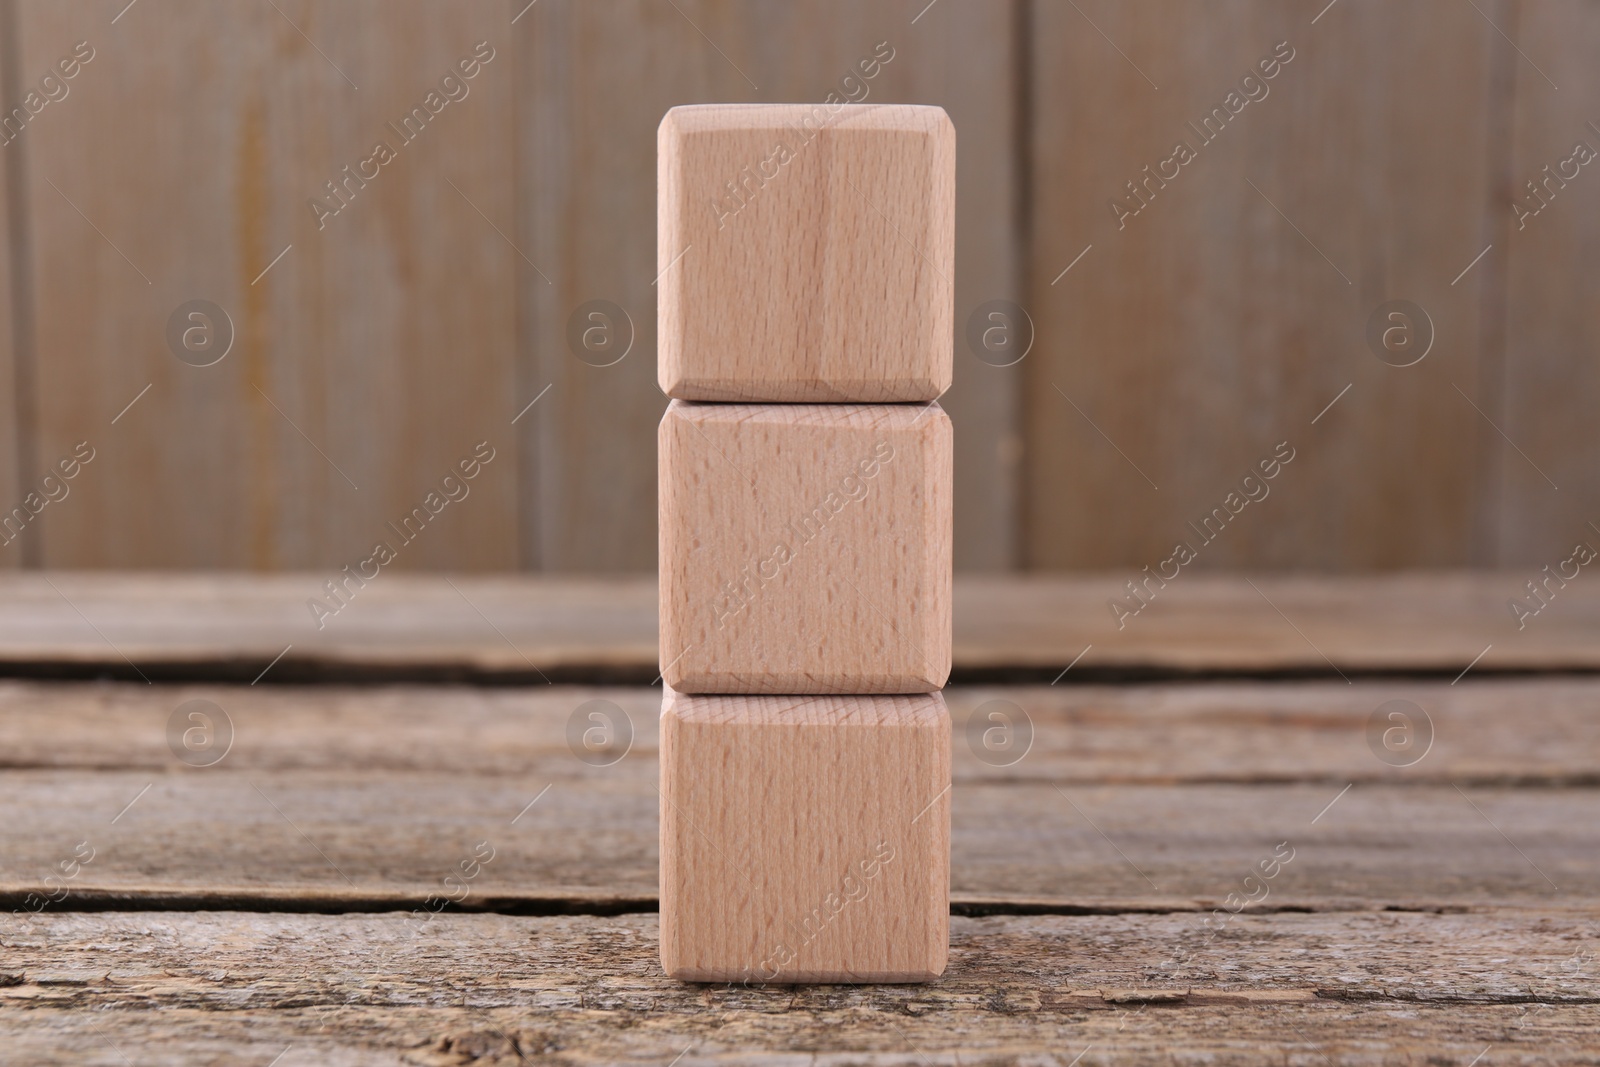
0, 0, 22, 569
1501, 5, 1600, 563
3, 0, 520, 571
1027, 0, 1598, 570
0, 0, 1592, 574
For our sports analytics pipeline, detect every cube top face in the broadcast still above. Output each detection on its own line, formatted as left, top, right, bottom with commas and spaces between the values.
659, 400, 952, 694
658, 104, 955, 403
659, 688, 951, 983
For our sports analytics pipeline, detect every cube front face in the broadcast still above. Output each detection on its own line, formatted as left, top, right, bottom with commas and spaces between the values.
658, 104, 954, 403
659, 688, 951, 983
659, 401, 952, 694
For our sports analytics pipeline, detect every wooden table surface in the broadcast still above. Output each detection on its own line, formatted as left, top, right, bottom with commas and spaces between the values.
2, 573, 1597, 1064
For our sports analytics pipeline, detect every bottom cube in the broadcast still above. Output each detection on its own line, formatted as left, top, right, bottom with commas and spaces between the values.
659, 687, 950, 983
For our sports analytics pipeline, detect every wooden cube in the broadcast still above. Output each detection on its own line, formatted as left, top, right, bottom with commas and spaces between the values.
658, 400, 951, 694
657, 103, 955, 402
659, 687, 951, 983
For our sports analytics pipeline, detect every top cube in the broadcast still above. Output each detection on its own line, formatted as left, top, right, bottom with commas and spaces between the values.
658, 104, 954, 403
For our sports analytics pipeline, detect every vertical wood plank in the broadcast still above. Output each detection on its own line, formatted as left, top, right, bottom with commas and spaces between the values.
911, 0, 1024, 571
518, 0, 1020, 572
1025, 0, 1499, 571
0, 0, 25, 569
16, 0, 517, 570
1495, 2, 1600, 569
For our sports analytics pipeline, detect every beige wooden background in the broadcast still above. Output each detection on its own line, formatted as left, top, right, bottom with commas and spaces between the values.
0, 0, 1592, 573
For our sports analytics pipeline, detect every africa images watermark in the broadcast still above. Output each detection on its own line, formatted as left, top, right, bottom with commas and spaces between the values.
1110, 441, 1296, 629
306, 440, 497, 629
1511, 132, 1596, 232
9, 840, 96, 919
1507, 522, 1600, 631
0, 40, 96, 148
308, 41, 497, 230
756, 840, 895, 981
0, 442, 97, 549
1109, 39, 1296, 230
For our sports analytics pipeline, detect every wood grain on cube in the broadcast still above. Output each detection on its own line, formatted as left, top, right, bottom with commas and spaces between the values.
658, 104, 954, 402
659, 688, 950, 983
659, 401, 951, 693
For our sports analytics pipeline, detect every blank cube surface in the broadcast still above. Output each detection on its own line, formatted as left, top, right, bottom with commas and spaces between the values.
659, 400, 952, 694
658, 104, 955, 402
659, 687, 951, 983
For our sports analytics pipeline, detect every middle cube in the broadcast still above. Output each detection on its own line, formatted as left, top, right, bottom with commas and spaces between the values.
660, 400, 951, 694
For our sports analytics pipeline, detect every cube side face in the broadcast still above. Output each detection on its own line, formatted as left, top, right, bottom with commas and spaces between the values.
658, 104, 954, 402
659, 690, 951, 983
657, 110, 688, 398
659, 401, 952, 694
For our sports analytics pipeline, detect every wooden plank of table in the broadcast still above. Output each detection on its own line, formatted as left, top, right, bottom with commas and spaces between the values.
13, 0, 519, 570
2, 680, 1595, 911
7, 768, 1592, 913
3, 910, 1597, 1064
1, 572, 1597, 679
1025, 1, 1498, 570
0, 573, 660, 679
954, 571, 1600, 673
5, 679, 1597, 784
516, 0, 1022, 572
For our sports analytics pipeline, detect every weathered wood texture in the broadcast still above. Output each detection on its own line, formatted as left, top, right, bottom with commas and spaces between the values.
11, 768, 1595, 912
1025, 1, 1499, 569
2, 910, 1598, 1065
518, 0, 1020, 571
0, 572, 1596, 679
0, 573, 660, 678
659, 402, 951, 693
2, 678, 1595, 911
7, 678, 1599, 785
0, 573, 1596, 1063
13, 0, 518, 570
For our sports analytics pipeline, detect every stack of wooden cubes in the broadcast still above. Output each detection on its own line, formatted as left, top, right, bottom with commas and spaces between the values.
656, 103, 955, 983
